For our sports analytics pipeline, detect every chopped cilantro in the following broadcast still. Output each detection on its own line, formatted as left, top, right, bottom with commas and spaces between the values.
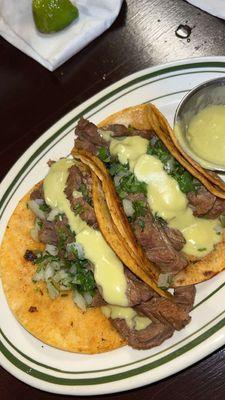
39, 203, 50, 212
153, 212, 167, 227
109, 162, 129, 176
79, 183, 92, 205
56, 228, 68, 250
73, 203, 83, 215
97, 147, 111, 163
138, 219, 145, 230
37, 219, 43, 228
132, 200, 147, 219
147, 139, 201, 193
34, 254, 59, 264
71, 264, 96, 296
116, 173, 147, 198
147, 140, 171, 165
198, 247, 207, 252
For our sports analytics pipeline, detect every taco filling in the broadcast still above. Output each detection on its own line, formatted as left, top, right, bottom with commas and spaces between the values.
4, 104, 225, 353
26, 155, 196, 350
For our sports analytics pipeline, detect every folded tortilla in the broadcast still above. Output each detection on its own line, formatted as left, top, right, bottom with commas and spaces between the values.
1, 103, 225, 355
97, 104, 225, 286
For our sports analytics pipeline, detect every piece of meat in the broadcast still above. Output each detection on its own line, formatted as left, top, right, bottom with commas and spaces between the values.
174, 286, 196, 313
74, 118, 108, 155
91, 269, 157, 308
38, 218, 74, 248
30, 184, 44, 201
207, 197, 225, 219
91, 290, 106, 307
125, 269, 157, 306
132, 214, 187, 274
163, 226, 186, 251
126, 193, 186, 255
64, 164, 97, 228
64, 164, 92, 199
72, 197, 97, 228
187, 186, 225, 218
105, 124, 154, 140
74, 118, 154, 155
75, 137, 99, 155
39, 221, 57, 245
135, 296, 190, 331
110, 285, 195, 349
111, 317, 174, 350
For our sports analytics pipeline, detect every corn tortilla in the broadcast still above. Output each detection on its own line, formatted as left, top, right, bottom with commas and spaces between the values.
2, 103, 225, 355
0, 191, 125, 353
96, 103, 225, 286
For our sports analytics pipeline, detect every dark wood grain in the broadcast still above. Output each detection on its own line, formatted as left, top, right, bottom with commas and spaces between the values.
1, 0, 225, 398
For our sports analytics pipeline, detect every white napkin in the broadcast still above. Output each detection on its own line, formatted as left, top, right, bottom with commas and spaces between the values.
0, 0, 123, 71
186, 0, 225, 19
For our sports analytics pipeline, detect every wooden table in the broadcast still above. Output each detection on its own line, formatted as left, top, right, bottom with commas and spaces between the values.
1, 1, 225, 398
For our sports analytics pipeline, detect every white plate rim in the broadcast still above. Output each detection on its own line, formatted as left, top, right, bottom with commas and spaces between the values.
1, 56, 225, 395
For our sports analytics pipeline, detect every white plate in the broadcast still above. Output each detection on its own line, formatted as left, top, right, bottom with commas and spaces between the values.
1, 57, 225, 396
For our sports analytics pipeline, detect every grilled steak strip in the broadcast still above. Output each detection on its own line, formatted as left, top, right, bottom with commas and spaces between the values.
111, 317, 174, 350
174, 286, 196, 313
30, 184, 44, 201
135, 297, 190, 331
131, 213, 187, 274
111, 284, 195, 349
64, 164, 97, 229
104, 124, 154, 140
75, 118, 108, 155
187, 186, 225, 219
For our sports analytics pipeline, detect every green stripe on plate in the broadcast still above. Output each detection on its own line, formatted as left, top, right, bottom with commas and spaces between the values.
1, 310, 225, 385
1, 60, 225, 384
2, 84, 225, 375
1, 301, 224, 375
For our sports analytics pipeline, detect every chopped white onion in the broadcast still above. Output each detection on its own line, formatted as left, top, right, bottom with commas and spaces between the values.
30, 227, 39, 242
27, 200, 46, 220
30, 219, 41, 242
47, 281, 59, 299
67, 242, 85, 259
32, 269, 45, 282
122, 199, 134, 217
44, 264, 55, 280
165, 158, 175, 172
150, 136, 158, 146
45, 244, 58, 256
50, 261, 61, 271
47, 208, 61, 222
73, 290, 87, 311
35, 199, 44, 205
114, 175, 121, 186
83, 292, 93, 305
157, 273, 172, 289
70, 265, 77, 274
53, 270, 69, 283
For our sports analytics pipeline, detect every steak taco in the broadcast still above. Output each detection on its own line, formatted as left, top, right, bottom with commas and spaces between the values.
1, 103, 225, 353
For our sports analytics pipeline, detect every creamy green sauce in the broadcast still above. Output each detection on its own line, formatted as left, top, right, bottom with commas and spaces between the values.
109, 136, 222, 257
43, 159, 128, 307
101, 305, 151, 331
110, 136, 149, 171
187, 104, 225, 167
